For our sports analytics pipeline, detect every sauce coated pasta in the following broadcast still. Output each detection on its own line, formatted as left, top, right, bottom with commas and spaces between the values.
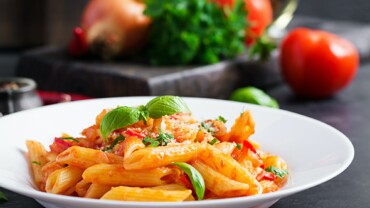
26, 96, 288, 202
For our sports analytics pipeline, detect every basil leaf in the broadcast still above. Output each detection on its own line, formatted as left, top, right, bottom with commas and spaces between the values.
145, 96, 191, 119
265, 166, 289, 178
100, 106, 143, 140
230, 87, 279, 108
236, 143, 242, 150
0, 190, 7, 201
173, 162, 205, 200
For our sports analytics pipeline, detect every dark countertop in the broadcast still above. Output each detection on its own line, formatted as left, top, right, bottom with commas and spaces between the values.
1, 63, 370, 207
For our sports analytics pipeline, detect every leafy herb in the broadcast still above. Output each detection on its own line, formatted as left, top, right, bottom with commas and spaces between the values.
100, 106, 147, 140
144, 0, 247, 65
59, 137, 79, 143
145, 96, 191, 119
103, 135, 125, 152
200, 122, 212, 133
173, 162, 205, 200
100, 96, 190, 140
143, 136, 160, 147
0, 191, 7, 201
32, 161, 41, 165
216, 116, 227, 123
265, 166, 289, 179
156, 130, 174, 146
143, 130, 174, 147
236, 143, 242, 150
230, 86, 279, 108
208, 138, 219, 145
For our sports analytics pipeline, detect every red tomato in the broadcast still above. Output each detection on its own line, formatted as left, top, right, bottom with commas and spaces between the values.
245, 0, 273, 44
211, 0, 273, 43
280, 28, 359, 98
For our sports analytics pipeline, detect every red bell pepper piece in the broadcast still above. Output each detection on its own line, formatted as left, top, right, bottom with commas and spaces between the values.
243, 140, 257, 153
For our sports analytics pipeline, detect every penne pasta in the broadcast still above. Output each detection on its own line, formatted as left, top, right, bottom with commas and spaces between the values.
199, 144, 262, 195
123, 143, 206, 170
85, 183, 112, 199
192, 160, 249, 197
26, 97, 289, 202
56, 146, 123, 169
83, 163, 180, 187
45, 166, 83, 194
26, 140, 50, 191
101, 186, 192, 202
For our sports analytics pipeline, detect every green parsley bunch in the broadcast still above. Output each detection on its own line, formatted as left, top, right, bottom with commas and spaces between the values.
144, 0, 248, 65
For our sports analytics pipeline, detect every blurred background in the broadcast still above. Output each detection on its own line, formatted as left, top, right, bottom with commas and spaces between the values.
1, 0, 370, 76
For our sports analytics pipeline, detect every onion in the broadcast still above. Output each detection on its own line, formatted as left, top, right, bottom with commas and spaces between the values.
81, 0, 151, 59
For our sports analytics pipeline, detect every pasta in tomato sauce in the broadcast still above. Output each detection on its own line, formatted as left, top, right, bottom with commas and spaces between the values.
26, 99, 288, 202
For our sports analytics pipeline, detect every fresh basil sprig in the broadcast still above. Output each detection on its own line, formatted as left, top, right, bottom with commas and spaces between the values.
173, 162, 205, 200
100, 106, 147, 140
100, 96, 191, 140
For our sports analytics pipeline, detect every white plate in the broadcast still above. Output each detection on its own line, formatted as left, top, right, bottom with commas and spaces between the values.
0, 97, 354, 208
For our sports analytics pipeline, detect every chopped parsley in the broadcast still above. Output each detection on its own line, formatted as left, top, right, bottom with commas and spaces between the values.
200, 122, 214, 134
143, 137, 160, 147
236, 143, 242, 150
216, 116, 227, 123
59, 137, 79, 143
32, 161, 41, 165
103, 135, 125, 152
0, 190, 7, 201
208, 138, 219, 145
143, 130, 174, 147
265, 166, 289, 179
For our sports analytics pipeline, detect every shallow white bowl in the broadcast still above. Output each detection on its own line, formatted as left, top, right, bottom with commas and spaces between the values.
0, 97, 354, 208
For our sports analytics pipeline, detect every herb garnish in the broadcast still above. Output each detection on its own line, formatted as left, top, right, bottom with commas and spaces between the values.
0, 190, 7, 201
59, 137, 79, 143
100, 96, 191, 140
32, 161, 41, 165
216, 116, 227, 123
208, 138, 219, 145
173, 162, 205, 200
265, 166, 289, 178
236, 143, 242, 150
103, 135, 125, 152
143, 130, 174, 147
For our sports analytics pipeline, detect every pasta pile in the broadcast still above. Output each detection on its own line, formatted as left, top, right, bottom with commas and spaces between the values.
27, 104, 288, 202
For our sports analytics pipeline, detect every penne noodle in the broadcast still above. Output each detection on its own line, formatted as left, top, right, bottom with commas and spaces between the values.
26, 140, 50, 191
214, 142, 236, 155
56, 146, 123, 169
101, 186, 192, 202
41, 161, 65, 182
151, 184, 195, 201
221, 111, 255, 143
75, 179, 91, 197
124, 143, 206, 170
199, 144, 262, 195
83, 164, 180, 187
122, 136, 145, 160
192, 160, 249, 197
85, 183, 112, 199
45, 166, 83, 194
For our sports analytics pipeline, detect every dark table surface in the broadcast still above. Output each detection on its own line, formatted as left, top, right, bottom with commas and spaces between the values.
1, 47, 370, 208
